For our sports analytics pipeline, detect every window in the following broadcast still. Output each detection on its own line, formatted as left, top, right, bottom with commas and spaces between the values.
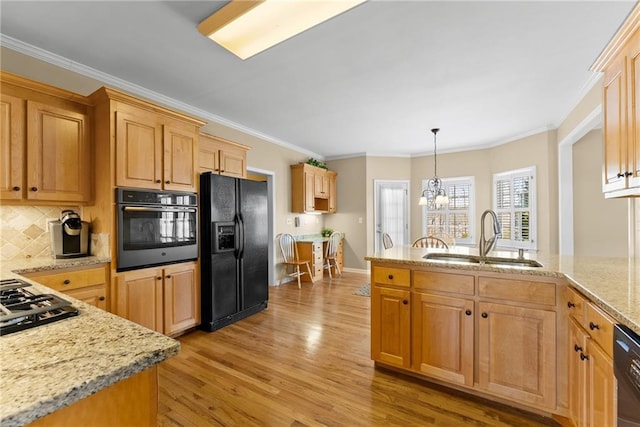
422, 177, 475, 246
493, 167, 537, 250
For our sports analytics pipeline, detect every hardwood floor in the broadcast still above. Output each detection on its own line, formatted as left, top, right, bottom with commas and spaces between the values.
158, 272, 557, 426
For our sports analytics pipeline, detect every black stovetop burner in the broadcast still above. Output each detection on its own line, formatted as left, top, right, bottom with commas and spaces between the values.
0, 278, 79, 336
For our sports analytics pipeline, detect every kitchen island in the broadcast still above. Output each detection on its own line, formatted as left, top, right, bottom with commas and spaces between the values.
0, 257, 180, 427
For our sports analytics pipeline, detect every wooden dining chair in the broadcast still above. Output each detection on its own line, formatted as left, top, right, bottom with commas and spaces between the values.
323, 231, 342, 279
382, 233, 394, 249
412, 236, 449, 249
278, 233, 313, 288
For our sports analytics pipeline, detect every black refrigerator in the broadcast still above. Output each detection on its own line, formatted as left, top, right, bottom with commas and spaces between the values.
199, 172, 268, 332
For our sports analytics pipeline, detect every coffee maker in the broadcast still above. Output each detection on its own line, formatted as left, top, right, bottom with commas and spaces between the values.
50, 210, 90, 258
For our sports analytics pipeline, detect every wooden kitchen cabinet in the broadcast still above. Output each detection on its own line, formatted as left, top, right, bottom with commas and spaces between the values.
199, 133, 248, 178
290, 163, 337, 213
296, 241, 324, 282
371, 265, 411, 369
593, 12, 640, 197
23, 264, 109, 311
115, 104, 198, 192
0, 72, 91, 203
565, 287, 616, 427
115, 261, 199, 336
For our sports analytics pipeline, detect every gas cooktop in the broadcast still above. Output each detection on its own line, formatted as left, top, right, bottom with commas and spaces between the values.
0, 278, 79, 336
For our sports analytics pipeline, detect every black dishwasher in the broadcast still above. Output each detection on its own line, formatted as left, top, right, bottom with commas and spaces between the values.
614, 324, 640, 426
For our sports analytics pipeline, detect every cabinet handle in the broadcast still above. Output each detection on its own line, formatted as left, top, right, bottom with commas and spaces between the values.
388, 274, 394, 280
617, 172, 625, 178
625, 171, 633, 177
402, 299, 408, 305
481, 312, 488, 318
580, 353, 589, 361
12, 186, 20, 191
30, 186, 38, 192
567, 301, 575, 308
99, 296, 105, 301
589, 322, 600, 331
465, 309, 472, 316
63, 279, 71, 285
574, 344, 583, 352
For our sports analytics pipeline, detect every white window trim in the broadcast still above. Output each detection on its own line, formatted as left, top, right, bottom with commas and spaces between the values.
421, 176, 475, 246
493, 166, 537, 251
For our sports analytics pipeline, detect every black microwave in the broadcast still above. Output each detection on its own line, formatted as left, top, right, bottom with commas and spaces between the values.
116, 188, 198, 271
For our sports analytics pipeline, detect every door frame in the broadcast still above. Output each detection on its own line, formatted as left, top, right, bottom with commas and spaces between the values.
373, 179, 410, 252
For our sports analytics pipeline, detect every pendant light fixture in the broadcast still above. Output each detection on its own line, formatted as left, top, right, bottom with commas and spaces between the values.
419, 128, 449, 207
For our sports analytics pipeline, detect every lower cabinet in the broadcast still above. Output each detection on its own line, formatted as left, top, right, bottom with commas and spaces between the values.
297, 241, 324, 282
23, 264, 109, 311
566, 288, 616, 427
370, 262, 562, 413
115, 261, 199, 336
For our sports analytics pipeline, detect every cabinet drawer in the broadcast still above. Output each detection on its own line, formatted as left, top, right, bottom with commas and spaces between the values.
565, 287, 587, 324
373, 267, 410, 287
27, 266, 106, 292
478, 276, 556, 306
585, 302, 615, 358
413, 270, 474, 295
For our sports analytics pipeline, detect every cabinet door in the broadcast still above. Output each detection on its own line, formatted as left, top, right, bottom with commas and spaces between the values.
327, 171, 337, 213
66, 285, 108, 311
412, 293, 474, 386
627, 29, 640, 190
198, 135, 220, 174
115, 109, 163, 190
314, 171, 329, 199
568, 318, 588, 427
371, 285, 411, 368
478, 301, 556, 409
219, 147, 247, 178
1, 93, 24, 200
163, 124, 197, 192
26, 101, 90, 202
602, 53, 627, 193
587, 340, 616, 427
163, 262, 200, 335
116, 268, 164, 333
304, 171, 315, 211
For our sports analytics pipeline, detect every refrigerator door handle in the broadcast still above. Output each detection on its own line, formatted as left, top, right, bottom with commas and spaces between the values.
237, 213, 245, 258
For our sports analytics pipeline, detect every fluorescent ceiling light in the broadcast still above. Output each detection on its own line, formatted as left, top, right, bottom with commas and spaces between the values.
198, 0, 366, 60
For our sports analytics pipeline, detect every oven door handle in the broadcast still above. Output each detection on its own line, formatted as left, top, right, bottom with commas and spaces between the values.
122, 206, 197, 213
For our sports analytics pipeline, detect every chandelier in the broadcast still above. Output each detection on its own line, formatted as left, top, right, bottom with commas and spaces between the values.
418, 128, 449, 207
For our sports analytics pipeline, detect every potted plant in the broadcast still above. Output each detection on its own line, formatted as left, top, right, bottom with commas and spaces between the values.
321, 227, 333, 237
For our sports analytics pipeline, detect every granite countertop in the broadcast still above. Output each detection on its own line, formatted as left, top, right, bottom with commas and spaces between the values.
366, 246, 640, 335
0, 257, 180, 427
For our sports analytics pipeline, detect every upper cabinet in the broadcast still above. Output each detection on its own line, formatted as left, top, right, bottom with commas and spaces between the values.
592, 6, 640, 198
198, 133, 248, 178
114, 103, 199, 192
290, 163, 338, 214
1, 72, 92, 203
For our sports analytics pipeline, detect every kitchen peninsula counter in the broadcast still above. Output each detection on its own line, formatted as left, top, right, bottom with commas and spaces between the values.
366, 246, 640, 335
0, 258, 180, 427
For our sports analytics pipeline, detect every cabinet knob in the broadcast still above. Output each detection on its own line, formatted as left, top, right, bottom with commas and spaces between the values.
580, 353, 589, 361
99, 296, 105, 301
157, 276, 162, 281
481, 312, 488, 318
617, 172, 625, 178
465, 309, 472, 316
30, 186, 38, 192
589, 322, 600, 331
388, 274, 394, 280
12, 186, 20, 191
155, 179, 161, 183
567, 301, 575, 308
625, 171, 633, 177
574, 344, 583, 353
402, 299, 408, 305
63, 279, 71, 285
165, 180, 171, 184
166, 275, 172, 279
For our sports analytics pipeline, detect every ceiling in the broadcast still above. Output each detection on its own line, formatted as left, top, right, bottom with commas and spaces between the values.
0, 1, 635, 159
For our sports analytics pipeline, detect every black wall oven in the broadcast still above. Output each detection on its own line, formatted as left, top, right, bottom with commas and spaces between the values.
116, 188, 198, 271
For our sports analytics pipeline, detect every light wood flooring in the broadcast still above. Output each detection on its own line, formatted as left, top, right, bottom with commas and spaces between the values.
158, 271, 558, 426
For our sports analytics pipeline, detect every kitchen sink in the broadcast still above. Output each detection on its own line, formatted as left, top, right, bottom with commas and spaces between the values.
423, 253, 543, 268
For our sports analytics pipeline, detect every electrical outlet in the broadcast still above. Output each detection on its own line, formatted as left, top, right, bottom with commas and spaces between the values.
286, 217, 292, 225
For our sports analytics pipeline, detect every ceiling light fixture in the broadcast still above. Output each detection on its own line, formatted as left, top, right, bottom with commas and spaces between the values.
197, 0, 367, 60
419, 128, 449, 207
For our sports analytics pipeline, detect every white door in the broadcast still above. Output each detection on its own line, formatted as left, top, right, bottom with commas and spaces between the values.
374, 180, 409, 252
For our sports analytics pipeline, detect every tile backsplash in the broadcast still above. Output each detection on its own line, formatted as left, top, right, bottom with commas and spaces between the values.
0, 205, 79, 261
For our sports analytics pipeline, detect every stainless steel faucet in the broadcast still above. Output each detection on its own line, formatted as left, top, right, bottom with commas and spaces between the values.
479, 209, 502, 259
